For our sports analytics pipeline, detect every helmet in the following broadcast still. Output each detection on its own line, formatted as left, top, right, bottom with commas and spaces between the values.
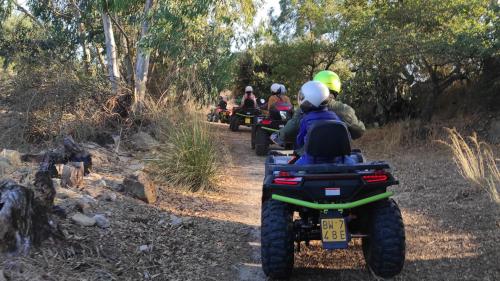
245, 86, 253, 93
313, 70, 341, 94
298, 81, 329, 107
280, 84, 287, 94
270, 83, 282, 94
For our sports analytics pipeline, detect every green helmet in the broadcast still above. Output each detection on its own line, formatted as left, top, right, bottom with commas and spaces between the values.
313, 70, 341, 94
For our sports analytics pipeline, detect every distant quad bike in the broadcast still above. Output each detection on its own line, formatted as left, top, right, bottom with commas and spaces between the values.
229, 98, 265, 132
251, 102, 294, 156
261, 120, 405, 280
207, 106, 230, 123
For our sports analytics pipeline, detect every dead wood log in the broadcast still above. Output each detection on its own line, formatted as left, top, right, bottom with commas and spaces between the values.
0, 153, 60, 254
60, 162, 84, 188
21, 136, 92, 175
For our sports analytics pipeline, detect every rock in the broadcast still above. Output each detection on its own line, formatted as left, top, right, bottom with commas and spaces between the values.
60, 162, 84, 188
131, 132, 159, 150
170, 214, 183, 226
106, 180, 124, 192
127, 162, 145, 171
1, 149, 21, 166
98, 191, 117, 202
76, 195, 96, 214
93, 214, 110, 228
122, 172, 157, 204
71, 213, 96, 227
139, 244, 151, 252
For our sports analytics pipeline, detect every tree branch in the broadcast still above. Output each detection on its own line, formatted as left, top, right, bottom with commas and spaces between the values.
11, 0, 44, 28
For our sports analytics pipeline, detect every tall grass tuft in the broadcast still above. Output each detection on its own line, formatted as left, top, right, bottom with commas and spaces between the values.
441, 128, 499, 204
155, 112, 221, 192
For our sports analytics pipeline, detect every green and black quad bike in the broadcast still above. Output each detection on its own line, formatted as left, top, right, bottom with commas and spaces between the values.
261, 120, 405, 280
229, 98, 265, 132
251, 101, 294, 156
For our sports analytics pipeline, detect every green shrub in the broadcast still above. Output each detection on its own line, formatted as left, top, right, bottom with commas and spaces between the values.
155, 114, 220, 192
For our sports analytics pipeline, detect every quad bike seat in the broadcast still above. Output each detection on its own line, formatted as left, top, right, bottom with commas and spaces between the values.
304, 120, 352, 158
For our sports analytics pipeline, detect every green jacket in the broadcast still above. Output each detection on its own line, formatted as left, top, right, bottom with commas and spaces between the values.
278, 99, 366, 144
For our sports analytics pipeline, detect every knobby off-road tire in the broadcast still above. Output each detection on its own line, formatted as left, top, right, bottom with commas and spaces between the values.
362, 199, 405, 278
261, 199, 294, 280
255, 129, 269, 156
229, 116, 239, 131
251, 126, 256, 149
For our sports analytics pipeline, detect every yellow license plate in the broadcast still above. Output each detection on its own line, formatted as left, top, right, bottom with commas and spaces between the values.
245, 117, 251, 124
321, 218, 347, 242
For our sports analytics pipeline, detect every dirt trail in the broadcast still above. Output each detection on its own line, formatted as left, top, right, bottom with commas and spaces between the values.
216, 123, 500, 281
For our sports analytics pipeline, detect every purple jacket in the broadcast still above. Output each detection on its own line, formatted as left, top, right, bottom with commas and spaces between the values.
296, 107, 340, 148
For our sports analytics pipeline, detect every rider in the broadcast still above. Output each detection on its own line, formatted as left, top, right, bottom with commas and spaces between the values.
217, 96, 227, 110
267, 83, 291, 111
295, 81, 341, 164
241, 85, 257, 108
275, 71, 365, 145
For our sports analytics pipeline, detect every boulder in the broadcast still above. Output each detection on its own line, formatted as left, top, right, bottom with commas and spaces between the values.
122, 172, 157, 204
71, 213, 96, 227
130, 132, 159, 150
93, 214, 110, 228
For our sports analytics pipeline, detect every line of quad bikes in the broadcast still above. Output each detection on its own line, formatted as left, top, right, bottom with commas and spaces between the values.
208, 99, 406, 280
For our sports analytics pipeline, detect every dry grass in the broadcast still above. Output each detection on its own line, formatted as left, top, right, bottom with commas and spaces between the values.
439, 128, 499, 204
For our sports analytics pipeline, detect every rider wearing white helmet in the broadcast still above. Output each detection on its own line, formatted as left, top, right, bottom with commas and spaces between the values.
267, 83, 291, 111
240, 85, 257, 108
295, 81, 342, 165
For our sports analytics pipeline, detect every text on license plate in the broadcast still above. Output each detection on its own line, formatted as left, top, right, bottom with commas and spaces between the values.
321, 218, 347, 242
245, 117, 251, 124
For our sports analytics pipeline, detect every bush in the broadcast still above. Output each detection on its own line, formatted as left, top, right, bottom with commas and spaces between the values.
154, 111, 221, 192
1, 63, 113, 146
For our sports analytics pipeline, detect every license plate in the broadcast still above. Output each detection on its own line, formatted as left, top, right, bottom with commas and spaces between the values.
245, 117, 251, 124
279, 124, 284, 128
321, 218, 347, 242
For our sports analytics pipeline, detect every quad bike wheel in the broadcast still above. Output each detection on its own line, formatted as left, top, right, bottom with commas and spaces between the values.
229, 115, 239, 131
362, 199, 405, 278
261, 199, 294, 280
251, 126, 256, 149
255, 129, 270, 156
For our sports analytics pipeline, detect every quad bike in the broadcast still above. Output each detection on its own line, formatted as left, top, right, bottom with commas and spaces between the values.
261, 120, 405, 280
207, 106, 230, 123
251, 102, 294, 156
229, 98, 265, 132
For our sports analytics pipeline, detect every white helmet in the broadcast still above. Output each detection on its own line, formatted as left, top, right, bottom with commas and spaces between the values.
245, 86, 253, 92
280, 84, 287, 94
270, 83, 281, 94
299, 81, 329, 107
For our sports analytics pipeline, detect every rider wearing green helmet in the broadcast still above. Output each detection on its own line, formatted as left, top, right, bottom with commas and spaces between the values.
275, 70, 366, 148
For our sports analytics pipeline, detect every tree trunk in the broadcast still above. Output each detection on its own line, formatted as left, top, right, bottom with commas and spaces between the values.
133, 0, 154, 113
80, 22, 92, 74
95, 44, 107, 74
421, 81, 440, 123
102, 11, 120, 93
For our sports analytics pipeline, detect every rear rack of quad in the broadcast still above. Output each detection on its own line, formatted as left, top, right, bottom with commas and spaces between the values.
263, 152, 399, 210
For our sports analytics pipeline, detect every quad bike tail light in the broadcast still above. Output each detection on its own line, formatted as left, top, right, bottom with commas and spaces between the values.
273, 177, 302, 185
362, 170, 389, 183
261, 119, 272, 125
